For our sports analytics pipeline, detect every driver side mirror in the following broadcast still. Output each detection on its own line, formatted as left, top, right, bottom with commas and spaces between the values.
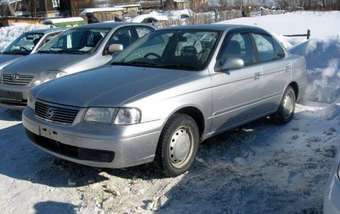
216, 58, 245, 73
106, 44, 124, 55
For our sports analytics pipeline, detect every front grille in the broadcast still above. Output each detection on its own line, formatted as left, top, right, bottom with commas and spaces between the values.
0, 90, 23, 100
35, 101, 79, 124
3, 73, 34, 86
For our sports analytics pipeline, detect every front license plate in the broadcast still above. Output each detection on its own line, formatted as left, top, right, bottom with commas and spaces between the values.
40, 126, 59, 141
0, 90, 23, 100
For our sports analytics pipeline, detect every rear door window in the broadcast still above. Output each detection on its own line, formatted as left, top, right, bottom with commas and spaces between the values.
252, 33, 277, 63
108, 27, 135, 49
135, 27, 153, 38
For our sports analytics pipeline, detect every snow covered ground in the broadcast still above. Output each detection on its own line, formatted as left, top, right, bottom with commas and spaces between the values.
0, 11, 339, 214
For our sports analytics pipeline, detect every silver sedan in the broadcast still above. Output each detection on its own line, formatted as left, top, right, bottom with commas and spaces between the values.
23, 24, 307, 176
0, 28, 64, 69
0, 22, 154, 110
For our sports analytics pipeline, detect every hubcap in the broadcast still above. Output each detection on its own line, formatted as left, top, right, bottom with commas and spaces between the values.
169, 126, 193, 168
282, 91, 295, 119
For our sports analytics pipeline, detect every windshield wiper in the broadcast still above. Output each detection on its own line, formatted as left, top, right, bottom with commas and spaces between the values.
1, 51, 25, 55
111, 60, 158, 67
157, 64, 198, 70
38, 50, 62, 54
61, 49, 87, 54
38, 49, 86, 54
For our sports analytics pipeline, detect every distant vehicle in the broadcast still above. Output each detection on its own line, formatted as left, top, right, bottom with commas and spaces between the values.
23, 24, 307, 177
0, 28, 64, 69
42, 17, 86, 28
131, 9, 193, 24
0, 22, 154, 109
324, 155, 340, 214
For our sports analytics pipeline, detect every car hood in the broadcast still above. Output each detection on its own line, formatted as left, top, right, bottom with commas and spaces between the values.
3, 53, 87, 75
0, 54, 21, 68
34, 65, 197, 107
0, 54, 21, 64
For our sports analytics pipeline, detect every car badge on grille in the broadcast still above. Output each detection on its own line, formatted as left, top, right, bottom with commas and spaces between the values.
14, 74, 20, 80
8, 74, 20, 80
46, 108, 56, 120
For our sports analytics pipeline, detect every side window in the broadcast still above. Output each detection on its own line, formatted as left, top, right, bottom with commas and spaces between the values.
38, 33, 59, 49
135, 27, 153, 38
273, 39, 285, 58
108, 28, 134, 49
252, 33, 277, 62
218, 33, 255, 67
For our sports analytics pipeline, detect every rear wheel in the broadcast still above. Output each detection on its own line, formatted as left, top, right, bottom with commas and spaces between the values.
155, 113, 200, 177
271, 86, 296, 124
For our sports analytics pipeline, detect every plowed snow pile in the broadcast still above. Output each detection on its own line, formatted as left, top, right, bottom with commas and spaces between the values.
222, 11, 340, 104
0, 11, 339, 214
291, 37, 340, 103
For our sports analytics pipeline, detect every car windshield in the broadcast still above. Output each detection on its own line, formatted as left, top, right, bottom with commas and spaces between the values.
111, 29, 221, 71
2, 33, 44, 55
38, 28, 110, 54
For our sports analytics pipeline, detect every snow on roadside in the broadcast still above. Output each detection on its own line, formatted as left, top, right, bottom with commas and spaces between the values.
291, 37, 340, 103
0, 24, 46, 51
221, 11, 340, 104
220, 11, 340, 40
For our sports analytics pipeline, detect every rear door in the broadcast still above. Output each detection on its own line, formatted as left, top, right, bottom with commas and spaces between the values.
250, 32, 291, 113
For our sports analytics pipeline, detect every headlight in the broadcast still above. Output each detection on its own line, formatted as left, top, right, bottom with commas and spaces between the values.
114, 108, 141, 125
56, 71, 67, 78
0, 70, 3, 84
84, 108, 117, 124
27, 91, 35, 109
84, 107, 141, 125
32, 71, 66, 86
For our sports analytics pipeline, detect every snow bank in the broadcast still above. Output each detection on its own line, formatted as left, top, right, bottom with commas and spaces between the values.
0, 24, 46, 51
221, 11, 340, 104
291, 37, 340, 103
219, 11, 340, 40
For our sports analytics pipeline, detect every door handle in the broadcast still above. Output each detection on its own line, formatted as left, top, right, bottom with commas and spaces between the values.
254, 72, 260, 80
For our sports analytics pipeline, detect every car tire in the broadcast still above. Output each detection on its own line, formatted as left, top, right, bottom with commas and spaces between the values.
271, 86, 296, 124
155, 113, 200, 177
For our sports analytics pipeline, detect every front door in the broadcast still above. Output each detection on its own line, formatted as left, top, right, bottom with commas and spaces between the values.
210, 32, 264, 134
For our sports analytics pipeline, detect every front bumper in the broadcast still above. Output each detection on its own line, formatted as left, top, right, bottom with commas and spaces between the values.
324, 175, 340, 214
0, 84, 31, 110
23, 107, 163, 168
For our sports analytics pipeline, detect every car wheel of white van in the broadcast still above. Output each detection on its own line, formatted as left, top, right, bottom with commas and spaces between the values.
271, 86, 296, 124
155, 113, 200, 177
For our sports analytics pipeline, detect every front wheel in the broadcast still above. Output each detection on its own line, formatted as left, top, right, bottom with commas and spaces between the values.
155, 113, 200, 177
271, 86, 296, 124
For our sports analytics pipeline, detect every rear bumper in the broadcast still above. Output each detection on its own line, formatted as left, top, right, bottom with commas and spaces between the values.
324, 175, 340, 214
0, 84, 31, 110
23, 107, 163, 168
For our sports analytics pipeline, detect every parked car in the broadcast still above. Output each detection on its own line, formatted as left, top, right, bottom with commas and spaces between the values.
0, 28, 64, 69
324, 155, 340, 214
23, 24, 307, 176
0, 22, 154, 109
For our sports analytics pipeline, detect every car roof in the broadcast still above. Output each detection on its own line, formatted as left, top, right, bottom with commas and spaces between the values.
161, 24, 268, 33
76, 22, 152, 30
27, 27, 65, 34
